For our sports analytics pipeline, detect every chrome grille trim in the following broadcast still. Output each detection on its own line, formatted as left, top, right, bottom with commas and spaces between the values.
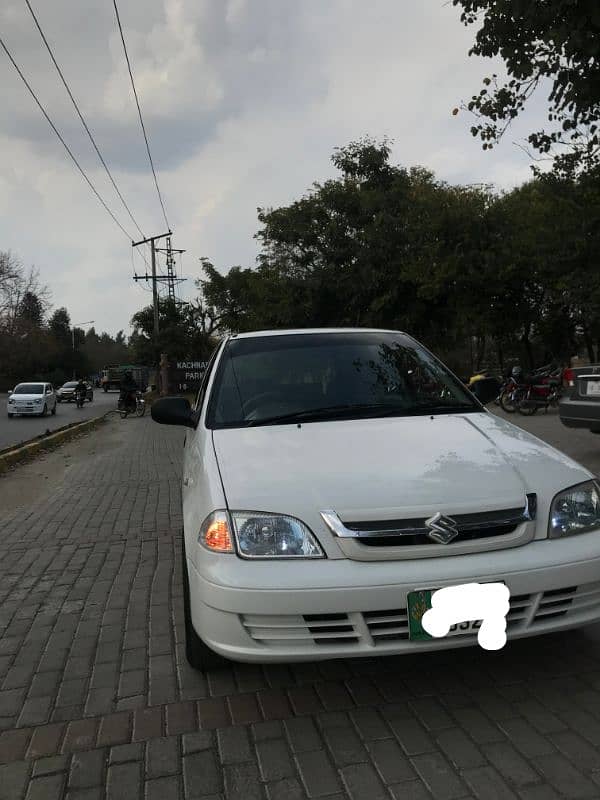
321, 494, 537, 542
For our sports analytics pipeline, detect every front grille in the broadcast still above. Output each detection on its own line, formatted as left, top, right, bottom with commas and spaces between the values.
241, 612, 360, 646
363, 608, 409, 642
358, 523, 518, 547
533, 586, 576, 621
323, 495, 536, 548
241, 582, 600, 651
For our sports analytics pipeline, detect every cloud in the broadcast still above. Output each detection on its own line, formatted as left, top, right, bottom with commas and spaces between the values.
0, 0, 542, 335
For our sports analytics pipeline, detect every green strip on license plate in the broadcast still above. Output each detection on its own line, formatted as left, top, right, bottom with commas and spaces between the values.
407, 589, 435, 641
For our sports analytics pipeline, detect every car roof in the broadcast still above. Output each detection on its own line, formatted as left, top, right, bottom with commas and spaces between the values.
15, 382, 45, 387
228, 327, 406, 340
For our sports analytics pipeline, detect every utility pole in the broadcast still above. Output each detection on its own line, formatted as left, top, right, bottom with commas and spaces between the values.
155, 236, 186, 303
132, 231, 171, 349
72, 320, 95, 379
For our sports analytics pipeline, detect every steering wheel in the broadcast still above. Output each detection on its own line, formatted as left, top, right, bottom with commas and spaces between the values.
242, 391, 288, 417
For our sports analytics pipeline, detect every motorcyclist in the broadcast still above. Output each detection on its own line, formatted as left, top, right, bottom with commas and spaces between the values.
119, 371, 138, 410
75, 378, 87, 403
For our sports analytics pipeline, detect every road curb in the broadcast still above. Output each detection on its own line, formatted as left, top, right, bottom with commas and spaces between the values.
0, 409, 114, 474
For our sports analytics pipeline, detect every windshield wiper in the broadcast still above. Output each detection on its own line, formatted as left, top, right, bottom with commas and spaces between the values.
404, 402, 478, 415
245, 403, 410, 427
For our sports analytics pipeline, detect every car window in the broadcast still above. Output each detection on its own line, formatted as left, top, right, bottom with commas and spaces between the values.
13, 384, 44, 394
193, 347, 221, 413
206, 332, 478, 429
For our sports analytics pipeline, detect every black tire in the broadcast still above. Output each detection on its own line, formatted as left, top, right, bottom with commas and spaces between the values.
57, 398, 62, 403
518, 400, 537, 416
499, 389, 518, 413
181, 537, 228, 671
41, 404, 48, 417
135, 402, 146, 418
7, 413, 13, 418
103, 386, 108, 393
51, 405, 56, 416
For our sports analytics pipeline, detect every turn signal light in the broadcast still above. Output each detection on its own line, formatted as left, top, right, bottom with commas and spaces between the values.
200, 511, 234, 553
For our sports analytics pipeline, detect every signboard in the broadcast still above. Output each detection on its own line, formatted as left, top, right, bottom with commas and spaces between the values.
169, 360, 208, 393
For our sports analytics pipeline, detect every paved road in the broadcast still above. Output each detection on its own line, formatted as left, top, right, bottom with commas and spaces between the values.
1, 409, 600, 799
0, 390, 118, 451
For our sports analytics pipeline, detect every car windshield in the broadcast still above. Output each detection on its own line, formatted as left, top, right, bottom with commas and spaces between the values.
13, 384, 44, 395
63, 382, 77, 388
206, 332, 479, 429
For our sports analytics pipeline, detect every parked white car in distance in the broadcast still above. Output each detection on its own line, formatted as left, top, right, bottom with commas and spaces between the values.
7, 382, 57, 417
151, 328, 600, 671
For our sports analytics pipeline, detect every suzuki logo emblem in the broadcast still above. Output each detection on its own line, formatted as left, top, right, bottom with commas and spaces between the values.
425, 512, 459, 544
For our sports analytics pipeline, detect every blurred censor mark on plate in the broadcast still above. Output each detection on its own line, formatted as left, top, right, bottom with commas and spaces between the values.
421, 582, 511, 650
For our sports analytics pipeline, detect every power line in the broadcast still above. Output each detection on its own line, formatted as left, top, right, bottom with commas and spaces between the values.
24, 0, 146, 240
0, 33, 134, 242
112, 0, 171, 232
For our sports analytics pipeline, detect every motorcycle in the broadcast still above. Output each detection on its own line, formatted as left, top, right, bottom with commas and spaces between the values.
499, 365, 563, 415
75, 388, 86, 409
118, 390, 146, 419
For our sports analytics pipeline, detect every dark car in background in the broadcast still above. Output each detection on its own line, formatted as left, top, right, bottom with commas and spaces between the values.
56, 381, 94, 403
559, 366, 600, 433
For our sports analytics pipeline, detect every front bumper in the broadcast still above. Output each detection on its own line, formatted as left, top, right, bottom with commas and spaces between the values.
7, 405, 43, 415
188, 532, 600, 662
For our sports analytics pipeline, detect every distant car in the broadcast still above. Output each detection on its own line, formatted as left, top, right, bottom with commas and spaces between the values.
559, 366, 600, 433
7, 382, 57, 417
57, 381, 94, 403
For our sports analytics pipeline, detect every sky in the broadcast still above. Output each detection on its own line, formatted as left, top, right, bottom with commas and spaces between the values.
0, 0, 544, 336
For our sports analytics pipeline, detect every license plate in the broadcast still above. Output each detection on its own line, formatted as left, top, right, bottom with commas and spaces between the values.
585, 380, 600, 396
407, 588, 482, 641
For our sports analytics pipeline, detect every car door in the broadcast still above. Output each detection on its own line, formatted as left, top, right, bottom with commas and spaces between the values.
182, 348, 225, 556
46, 384, 55, 409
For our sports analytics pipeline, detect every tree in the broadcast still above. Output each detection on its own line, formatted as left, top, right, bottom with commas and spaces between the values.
0, 254, 50, 335
453, 0, 600, 174
18, 291, 44, 328
130, 298, 217, 365
48, 307, 71, 341
200, 138, 600, 372
202, 139, 498, 353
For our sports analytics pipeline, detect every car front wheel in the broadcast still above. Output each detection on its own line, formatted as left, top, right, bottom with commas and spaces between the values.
7, 413, 13, 418
181, 537, 228, 671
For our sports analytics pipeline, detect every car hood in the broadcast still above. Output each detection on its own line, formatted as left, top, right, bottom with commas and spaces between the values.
212, 411, 590, 521
10, 394, 45, 401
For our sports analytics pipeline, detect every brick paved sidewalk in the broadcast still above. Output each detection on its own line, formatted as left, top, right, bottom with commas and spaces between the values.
1, 416, 600, 799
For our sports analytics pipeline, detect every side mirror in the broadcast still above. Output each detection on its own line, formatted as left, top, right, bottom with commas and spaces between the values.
151, 397, 195, 428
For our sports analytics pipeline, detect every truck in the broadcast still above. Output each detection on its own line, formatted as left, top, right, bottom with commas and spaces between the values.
100, 364, 150, 392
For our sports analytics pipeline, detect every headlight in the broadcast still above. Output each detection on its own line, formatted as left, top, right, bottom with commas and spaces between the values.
8, 398, 15, 404
34, 399, 42, 404
231, 511, 325, 558
549, 480, 600, 538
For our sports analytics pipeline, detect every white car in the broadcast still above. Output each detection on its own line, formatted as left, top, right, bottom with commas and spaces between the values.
7, 382, 57, 417
151, 329, 600, 671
